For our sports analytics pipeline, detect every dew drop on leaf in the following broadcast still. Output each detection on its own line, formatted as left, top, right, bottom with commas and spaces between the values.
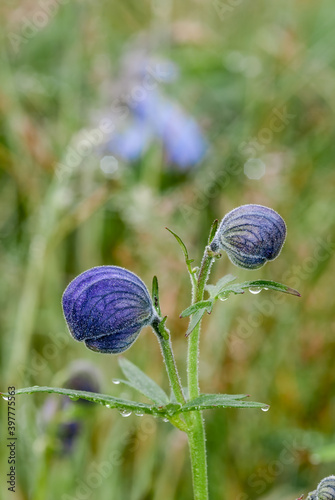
112, 379, 120, 385
120, 409, 132, 417
249, 287, 262, 295
2, 395, 9, 401
135, 411, 144, 417
261, 406, 270, 412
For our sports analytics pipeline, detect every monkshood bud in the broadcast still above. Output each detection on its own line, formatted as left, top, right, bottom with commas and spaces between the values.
62, 266, 156, 354
210, 204, 286, 269
307, 476, 335, 500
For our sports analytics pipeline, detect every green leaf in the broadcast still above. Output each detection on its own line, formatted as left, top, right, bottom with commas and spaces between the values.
166, 227, 197, 286
118, 357, 169, 405
4, 386, 163, 416
208, 219, 219, 245
223, 280, 301, 297
205, 274, 236, 299
180, 300, 213, 318
152, 275, 162, 316
166, 227, 190, 261
181, 394, 269, 412
185, 309, 207, 337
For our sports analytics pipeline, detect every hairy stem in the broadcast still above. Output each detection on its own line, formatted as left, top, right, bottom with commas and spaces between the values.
152, 318, 186, 406
186, 247, 215, 500
188, 248, 214, 399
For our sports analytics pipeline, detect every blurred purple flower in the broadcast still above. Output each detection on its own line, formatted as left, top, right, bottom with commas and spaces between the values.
39, 362, 102, 454
105, 90, 207, 170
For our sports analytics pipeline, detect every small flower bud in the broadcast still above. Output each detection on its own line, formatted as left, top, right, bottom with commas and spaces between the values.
62, 266, 156, 354
210, 204, 286, 269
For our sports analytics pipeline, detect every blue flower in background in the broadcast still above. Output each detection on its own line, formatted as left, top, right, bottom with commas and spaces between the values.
210, 204, 287, 269
62, 266, 156, 354
105, 88, 207, 170
39, 362, 102, 454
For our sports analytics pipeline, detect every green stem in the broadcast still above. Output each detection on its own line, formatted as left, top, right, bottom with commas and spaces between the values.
152, 318, 186, 406
186, 247, 215, 500
187, 417, 209, 500
188, 248, 214, 399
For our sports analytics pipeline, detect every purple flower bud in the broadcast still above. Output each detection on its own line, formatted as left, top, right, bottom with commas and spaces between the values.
210, 204, 286, 269
62, 266, 156, 354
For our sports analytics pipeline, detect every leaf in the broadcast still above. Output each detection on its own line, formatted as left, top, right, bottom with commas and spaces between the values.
166, 227, 196, 286
207, 219, 219, 245
118, 357, 169, 405
206, 277, 300, 302
185, 309, 207, 337
152, 275, 162, 316
166, 227, 190, 261
181, 394, 269, 412
3, 386, 161, 416
224, 280, 301, 297
180, 300, 213, 318
205, 274, 236, 299
2, 388, 269, 418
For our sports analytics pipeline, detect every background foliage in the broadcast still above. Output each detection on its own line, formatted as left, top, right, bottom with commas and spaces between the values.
1, 1, 335, 499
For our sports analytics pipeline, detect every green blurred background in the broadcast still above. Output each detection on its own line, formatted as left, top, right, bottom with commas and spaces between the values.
1, 1, 335, 499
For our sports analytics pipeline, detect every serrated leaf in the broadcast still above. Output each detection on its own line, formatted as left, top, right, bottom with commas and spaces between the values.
185, 309, 206, 337
118, 357, 169, 405
181, 394, 268, 412
4, 386, 161, 415
180, 300, 213, 318
208, 219, 219, 245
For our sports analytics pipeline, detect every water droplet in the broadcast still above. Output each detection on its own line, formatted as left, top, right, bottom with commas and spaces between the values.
120, 409, 132, 417
163, 418, 169, 422
2, 395, 9, 401
135, 411, 143, 417
32, 385, 39, 388
112, 379, 120, 385
249, 287, 262, 295
219, 296, 228, 302
69, 396, 79, 401
264, 287, 269, 291
261, 406, 270, 412
105, 404, 111, 409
